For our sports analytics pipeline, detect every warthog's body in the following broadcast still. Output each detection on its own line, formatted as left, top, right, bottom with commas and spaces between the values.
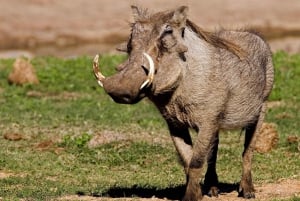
93, 6, 274, 201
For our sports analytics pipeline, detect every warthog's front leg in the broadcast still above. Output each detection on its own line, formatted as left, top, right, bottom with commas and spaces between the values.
167, 123, 193, 172
183, 123, 218, 201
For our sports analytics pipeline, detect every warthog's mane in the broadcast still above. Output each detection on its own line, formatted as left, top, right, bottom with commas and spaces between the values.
186, 19, 247, 59
132, 7, 247, 59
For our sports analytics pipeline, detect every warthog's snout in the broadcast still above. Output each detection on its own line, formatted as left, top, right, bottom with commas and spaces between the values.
93, 53, 155, 104
103, 76, 142, 104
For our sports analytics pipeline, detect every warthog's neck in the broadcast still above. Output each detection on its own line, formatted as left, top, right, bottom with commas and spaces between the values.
184, 27, 213, 65
148, 28, 215, 128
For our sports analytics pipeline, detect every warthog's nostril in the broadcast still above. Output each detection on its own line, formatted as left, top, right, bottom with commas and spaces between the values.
122, 94, 132, 102
107, 91, 135, 104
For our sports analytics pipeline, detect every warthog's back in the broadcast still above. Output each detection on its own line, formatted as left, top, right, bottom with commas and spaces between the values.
218, 31, 273, 129
170, 29, 274, 130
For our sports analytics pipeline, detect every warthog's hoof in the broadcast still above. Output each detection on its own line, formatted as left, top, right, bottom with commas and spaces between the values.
182, 194, 202, 201
239, 180, 256, 199
238, 188, 256, 199
182, 183, 202, 201
207, 186, 219, 197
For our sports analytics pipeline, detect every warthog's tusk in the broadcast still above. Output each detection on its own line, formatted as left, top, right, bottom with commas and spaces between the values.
140, 52, 155, 90
93, 54, 106, 87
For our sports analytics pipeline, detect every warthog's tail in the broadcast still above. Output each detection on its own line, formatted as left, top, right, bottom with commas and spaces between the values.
263, 55, 274, 100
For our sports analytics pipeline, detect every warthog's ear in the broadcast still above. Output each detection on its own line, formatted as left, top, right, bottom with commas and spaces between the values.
171, 6, 188, 26
131, 5, 141, 20
131, 5, 148, 21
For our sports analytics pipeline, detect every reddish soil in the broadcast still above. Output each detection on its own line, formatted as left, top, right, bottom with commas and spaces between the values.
0, 0, 300, 57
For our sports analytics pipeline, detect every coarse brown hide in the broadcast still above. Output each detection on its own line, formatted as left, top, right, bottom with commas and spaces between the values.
93, 5, 274, 201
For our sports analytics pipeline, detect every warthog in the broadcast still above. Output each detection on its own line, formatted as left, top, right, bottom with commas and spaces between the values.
93, 6, 274, 201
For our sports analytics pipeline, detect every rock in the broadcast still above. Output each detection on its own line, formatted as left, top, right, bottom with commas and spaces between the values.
3, 132, 24, 141
255, 123, 279, 153
287, 135, 299, 144
8, 58, 39, 85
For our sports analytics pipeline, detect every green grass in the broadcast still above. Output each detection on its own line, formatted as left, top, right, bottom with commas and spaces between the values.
0, 52, 299, 200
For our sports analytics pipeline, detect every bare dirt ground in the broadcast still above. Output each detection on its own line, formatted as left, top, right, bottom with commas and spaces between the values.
1, 0, 300, 58
59, 179, 300, 201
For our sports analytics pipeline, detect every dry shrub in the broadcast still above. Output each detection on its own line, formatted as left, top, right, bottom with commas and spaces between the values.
8, 58, 39, 85
255, 123, 279, 153
35, 140, 54, 150
88, 130, 128, 148
34, 139, 65, 154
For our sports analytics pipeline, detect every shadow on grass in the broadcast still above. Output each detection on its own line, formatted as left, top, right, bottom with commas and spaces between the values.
85, 183, 239, 200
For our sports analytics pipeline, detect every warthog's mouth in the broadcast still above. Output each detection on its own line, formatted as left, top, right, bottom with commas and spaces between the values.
93, 52, 155, 90
92, 52, 155, 104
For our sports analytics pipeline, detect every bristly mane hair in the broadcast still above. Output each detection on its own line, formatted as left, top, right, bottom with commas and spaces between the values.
186, 19, 247, 60
130, 7, 246, 60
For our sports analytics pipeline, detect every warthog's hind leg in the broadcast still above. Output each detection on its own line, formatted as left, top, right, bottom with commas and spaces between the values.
239, 124, 256, 199
239, 103, 267, 199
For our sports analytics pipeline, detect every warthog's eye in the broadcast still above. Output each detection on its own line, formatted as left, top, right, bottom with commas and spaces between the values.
159, 25, 177, 50
164, 25, 173, 35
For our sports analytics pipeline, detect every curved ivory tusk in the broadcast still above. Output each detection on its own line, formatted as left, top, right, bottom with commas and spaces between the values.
140, 52, 155, 90
93, 54, 106, 87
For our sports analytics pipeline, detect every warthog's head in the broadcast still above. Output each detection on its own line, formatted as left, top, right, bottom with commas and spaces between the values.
93, 6, 189, 104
